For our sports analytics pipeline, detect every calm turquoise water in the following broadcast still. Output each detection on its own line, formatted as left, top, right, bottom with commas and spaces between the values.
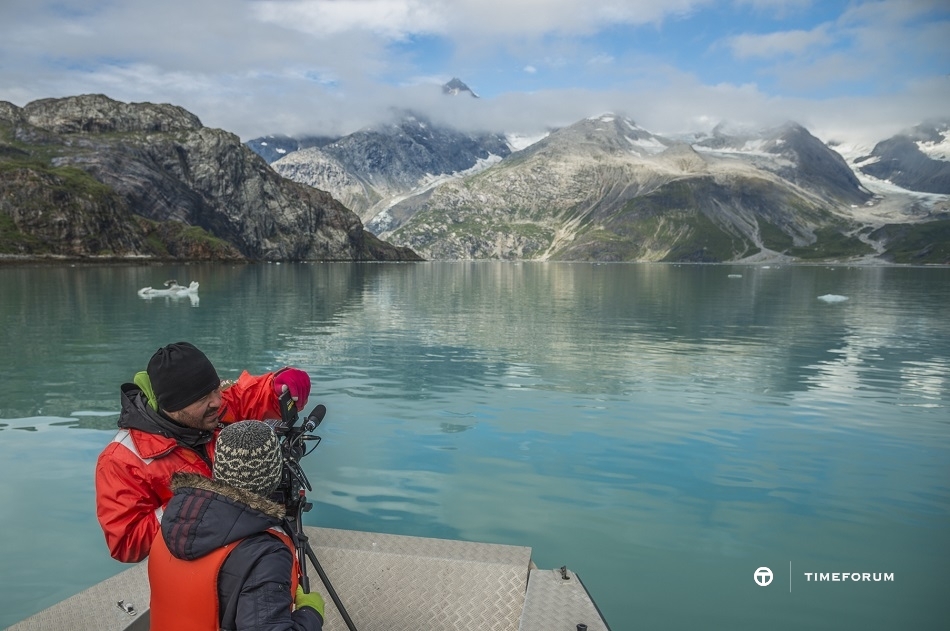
1, 262, 948, 629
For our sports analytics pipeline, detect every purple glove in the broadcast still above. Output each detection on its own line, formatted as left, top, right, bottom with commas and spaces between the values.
274, 368, 311, 410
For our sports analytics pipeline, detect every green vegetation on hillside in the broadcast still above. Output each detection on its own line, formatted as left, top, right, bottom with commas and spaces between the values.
871, 219, 950, 265
788, 226, 873, 260
0, 160, 113, 198
600, 180, 755, 262
136, 217, 241, 259
758, 220, 795, 251
660, 211, 754, 262
0, 213, 43, 253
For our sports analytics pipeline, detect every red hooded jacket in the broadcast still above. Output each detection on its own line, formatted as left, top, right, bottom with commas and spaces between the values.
95, 370, 285, 563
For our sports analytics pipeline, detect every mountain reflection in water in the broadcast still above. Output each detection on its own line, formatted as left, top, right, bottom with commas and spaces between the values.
1, 262, 947, 630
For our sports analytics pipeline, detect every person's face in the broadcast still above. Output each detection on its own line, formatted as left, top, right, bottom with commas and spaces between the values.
165, 387, 222, 431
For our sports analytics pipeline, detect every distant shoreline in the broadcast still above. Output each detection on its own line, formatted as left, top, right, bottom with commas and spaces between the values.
2, 254, 945, 267
0, 254, 247, 266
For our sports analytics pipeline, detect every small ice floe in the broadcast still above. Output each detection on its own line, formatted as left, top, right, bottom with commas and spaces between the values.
137, 280, 199, 297
818, 294, 849, 303
728, 274, 742, 278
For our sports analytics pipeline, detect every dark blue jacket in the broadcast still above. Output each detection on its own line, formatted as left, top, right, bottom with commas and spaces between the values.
158, 473, 323, 631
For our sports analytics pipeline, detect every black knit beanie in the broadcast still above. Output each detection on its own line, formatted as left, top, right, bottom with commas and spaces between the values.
214, 421, 283, 498
147, 342, 220, 412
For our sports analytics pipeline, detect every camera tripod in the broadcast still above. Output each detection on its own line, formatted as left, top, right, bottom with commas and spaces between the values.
275, 396, 359, 631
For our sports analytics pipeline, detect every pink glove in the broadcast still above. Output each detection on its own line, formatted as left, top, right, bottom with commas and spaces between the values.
274, 368, 311, 410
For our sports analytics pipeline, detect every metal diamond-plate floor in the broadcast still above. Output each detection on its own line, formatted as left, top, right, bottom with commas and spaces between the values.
519, 567, 610, 631
8, 526, 609, 631
305, 527, 532, 631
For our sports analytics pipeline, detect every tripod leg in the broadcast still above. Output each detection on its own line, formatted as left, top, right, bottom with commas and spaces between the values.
304, 540, 359, 631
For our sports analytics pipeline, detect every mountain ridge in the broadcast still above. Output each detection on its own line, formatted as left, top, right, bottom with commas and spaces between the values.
259, 109, 947, 264
2, 93, 947, 264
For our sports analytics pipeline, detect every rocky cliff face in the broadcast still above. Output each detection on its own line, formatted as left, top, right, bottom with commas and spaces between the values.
0, 162, 154, 257
270, 147, 382, 223
0, 95, 420, 262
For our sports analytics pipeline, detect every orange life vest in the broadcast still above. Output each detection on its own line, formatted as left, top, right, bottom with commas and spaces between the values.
148, 527, 300, 631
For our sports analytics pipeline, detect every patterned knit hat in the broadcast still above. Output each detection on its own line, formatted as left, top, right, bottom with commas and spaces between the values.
213, 421, 283, 498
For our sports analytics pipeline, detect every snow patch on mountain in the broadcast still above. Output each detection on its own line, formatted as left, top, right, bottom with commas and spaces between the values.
366, 152, 505, 232
692, 142, 796, 170
506, 132, 548, 151
828, 136, 949, 220
842, 167, 948, 225
918, 136, 950, 161
626, 135, 666, 154
825, 139, 874, 163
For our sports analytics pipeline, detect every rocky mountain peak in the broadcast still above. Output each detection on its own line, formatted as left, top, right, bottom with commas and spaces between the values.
271, 108, 511, 221
442, 78, 478, 98
21, 93, 203, 135
690, 120, 868, 204
526, 113, 669, 158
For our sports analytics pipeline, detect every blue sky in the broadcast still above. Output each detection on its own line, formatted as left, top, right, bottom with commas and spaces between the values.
0, 0, 947, 145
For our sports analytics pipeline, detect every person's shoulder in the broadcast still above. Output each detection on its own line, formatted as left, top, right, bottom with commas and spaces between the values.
227, 531, 294, 576
101, 427, 178, 462
231, 370, 275, 387
244, 530, 294, 552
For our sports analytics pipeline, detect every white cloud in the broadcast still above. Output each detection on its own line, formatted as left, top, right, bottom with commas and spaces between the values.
733, 0, 813, 16
726, 26, 832, 59
588, 54, 616, 66
0, 0, 946, 148
251, 0, 445, 39
250, 0, 710, 40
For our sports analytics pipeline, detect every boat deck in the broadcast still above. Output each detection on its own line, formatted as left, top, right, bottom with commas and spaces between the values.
9, 527, 609, 631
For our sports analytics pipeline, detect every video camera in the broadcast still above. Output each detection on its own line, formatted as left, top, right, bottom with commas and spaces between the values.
267, 390, 326, 513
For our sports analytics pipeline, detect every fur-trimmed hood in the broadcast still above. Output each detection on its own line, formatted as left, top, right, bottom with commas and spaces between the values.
170, 473, 286, 518
160, 472, 288, 561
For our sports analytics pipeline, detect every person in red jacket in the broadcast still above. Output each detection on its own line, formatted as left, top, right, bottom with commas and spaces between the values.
95, 341, 312, 563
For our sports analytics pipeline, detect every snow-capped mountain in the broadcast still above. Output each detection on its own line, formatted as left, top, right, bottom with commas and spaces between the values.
850, 120, 950, 194
377, 114, 893, 261
248, 97, 949, 264
270, 111, 511, 223
692, 121, 870, 205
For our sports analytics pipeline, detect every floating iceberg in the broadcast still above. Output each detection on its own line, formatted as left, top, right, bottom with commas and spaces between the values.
818, 294, 849, 303
137, 280, 199, 297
